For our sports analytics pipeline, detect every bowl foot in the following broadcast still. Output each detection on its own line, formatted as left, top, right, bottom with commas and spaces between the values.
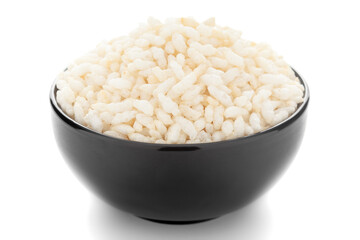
138, 217, 217, 225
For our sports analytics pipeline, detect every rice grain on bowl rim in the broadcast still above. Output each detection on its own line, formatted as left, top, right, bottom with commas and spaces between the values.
55, 17, 305, 144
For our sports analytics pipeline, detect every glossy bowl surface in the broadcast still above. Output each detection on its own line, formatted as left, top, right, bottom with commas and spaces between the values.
50, 70, 309, 224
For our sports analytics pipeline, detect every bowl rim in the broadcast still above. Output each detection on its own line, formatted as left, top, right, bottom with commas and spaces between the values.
50, 68, 309, 148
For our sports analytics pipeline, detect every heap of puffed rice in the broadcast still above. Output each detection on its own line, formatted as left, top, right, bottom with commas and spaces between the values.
56, 17, 304, 144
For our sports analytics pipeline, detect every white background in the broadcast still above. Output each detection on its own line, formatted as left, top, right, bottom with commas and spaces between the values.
0, 0, 359, 239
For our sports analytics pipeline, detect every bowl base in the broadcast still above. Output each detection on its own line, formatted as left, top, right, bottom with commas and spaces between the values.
138, 217, 217, 225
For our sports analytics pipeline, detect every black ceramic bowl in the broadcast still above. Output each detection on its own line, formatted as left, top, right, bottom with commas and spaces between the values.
50, 70, 309, 224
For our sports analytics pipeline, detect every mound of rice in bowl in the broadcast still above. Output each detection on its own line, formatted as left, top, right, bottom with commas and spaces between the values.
55, 17, 304, 144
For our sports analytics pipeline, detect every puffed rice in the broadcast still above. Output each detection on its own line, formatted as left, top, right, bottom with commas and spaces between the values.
56, 17, 304, 143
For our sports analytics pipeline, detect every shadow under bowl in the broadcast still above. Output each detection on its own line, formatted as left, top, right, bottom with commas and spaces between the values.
50, 69, 309, 224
